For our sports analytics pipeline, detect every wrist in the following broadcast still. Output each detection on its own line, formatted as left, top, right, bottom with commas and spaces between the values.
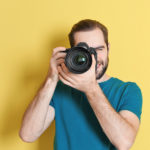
84, 81, 99, 96
41, 76, 58, 93
46, 70, 58, 82
46, 75, 58, 85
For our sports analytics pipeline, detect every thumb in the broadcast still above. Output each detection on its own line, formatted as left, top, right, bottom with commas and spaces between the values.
91, 54, 96, 67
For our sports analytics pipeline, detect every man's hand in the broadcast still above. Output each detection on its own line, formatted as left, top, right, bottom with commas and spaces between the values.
47, 47, 66, 82
58, 54, 97, 93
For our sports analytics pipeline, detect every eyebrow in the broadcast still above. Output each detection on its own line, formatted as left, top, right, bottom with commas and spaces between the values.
93, 46, 105, 49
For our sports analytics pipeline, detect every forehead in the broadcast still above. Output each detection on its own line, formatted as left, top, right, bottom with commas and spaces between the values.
74, 28, 105, 47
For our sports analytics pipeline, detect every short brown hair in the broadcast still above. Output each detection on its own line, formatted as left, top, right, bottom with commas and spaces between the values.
68, 19, 108, 48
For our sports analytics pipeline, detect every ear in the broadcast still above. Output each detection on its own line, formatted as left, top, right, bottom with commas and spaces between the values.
107, 43, 110, 54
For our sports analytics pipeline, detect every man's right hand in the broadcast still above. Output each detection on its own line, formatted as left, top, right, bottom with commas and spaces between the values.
47, 47, 67, 82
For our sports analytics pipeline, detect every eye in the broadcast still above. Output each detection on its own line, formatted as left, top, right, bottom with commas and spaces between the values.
96, 48, 103, 51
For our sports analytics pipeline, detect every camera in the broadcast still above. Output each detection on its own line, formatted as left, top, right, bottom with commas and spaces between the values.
61, 42, 97, 74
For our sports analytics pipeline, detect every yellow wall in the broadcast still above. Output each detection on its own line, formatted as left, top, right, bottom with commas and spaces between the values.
0, 0, 149, 149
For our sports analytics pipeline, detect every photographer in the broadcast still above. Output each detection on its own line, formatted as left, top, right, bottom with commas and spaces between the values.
19, 19, 143, 150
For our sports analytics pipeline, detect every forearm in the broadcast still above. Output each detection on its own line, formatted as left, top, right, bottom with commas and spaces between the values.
85, 83, 135, 150
19, 77, 57, 139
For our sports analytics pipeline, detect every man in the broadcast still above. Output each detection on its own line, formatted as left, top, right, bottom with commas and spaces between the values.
19, 19, 143, 150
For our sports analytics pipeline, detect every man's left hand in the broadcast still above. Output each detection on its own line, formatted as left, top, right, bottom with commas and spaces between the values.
57, 54, 98, 93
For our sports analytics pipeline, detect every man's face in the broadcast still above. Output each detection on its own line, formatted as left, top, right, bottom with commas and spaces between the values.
74, 28, 109, 80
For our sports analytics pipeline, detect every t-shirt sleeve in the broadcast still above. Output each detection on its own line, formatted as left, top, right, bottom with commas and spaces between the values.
49, 80, 62, 108
118, 82, 143, 121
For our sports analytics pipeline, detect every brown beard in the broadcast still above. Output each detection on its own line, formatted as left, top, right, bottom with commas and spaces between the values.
96, 57, 109, 80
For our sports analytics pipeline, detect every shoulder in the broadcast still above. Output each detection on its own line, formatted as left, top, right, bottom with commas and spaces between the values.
112, 77, 142, 92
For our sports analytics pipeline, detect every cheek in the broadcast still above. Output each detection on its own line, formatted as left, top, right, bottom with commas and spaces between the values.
96, 53, 106, 62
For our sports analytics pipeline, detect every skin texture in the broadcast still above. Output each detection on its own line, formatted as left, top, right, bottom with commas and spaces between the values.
58, 28, 140, 150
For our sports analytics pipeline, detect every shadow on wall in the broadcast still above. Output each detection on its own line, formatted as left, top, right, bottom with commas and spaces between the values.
0, 29, 69, 150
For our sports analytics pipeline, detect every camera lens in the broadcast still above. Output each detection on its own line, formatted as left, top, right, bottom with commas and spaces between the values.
65, 47, 92, 74
73, 53, 87, 66
63, 42, 97, 74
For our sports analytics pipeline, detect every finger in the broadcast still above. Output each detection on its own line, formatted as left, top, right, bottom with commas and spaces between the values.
86, 54, 96, 73
61, 63, 70, 74
91, 54, 96, 67
54, 52, 66, 60
60, 63, 78, 81
52, 47, 66, 56
58, 66, 74, 84
58, 74, 72, 87
56, 58, 65, 66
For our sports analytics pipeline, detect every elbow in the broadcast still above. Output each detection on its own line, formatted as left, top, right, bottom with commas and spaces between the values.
115, 129, 137, 150
116, 138, 135, 150
117, 144, 133, 150
19, 129, 38, 143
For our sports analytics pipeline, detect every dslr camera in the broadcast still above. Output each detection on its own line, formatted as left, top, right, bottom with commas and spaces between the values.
61, 42, 97, 74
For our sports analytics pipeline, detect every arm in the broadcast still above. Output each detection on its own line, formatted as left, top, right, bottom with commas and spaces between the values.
57, 54, 141, 149
19, 77, 57, 142
85, 83, 140, 150
19, 46, 67, 142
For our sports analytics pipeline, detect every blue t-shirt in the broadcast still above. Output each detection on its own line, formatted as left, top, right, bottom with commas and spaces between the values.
49, 77, 143, 150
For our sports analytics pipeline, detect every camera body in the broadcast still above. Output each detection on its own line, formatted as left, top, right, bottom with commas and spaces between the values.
61, 42, 97, 74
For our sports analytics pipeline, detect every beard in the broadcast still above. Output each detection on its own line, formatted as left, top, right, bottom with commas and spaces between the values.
96, 56, 109, 80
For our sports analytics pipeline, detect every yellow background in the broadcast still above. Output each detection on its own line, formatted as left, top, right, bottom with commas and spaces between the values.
0, 0, 149, 149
